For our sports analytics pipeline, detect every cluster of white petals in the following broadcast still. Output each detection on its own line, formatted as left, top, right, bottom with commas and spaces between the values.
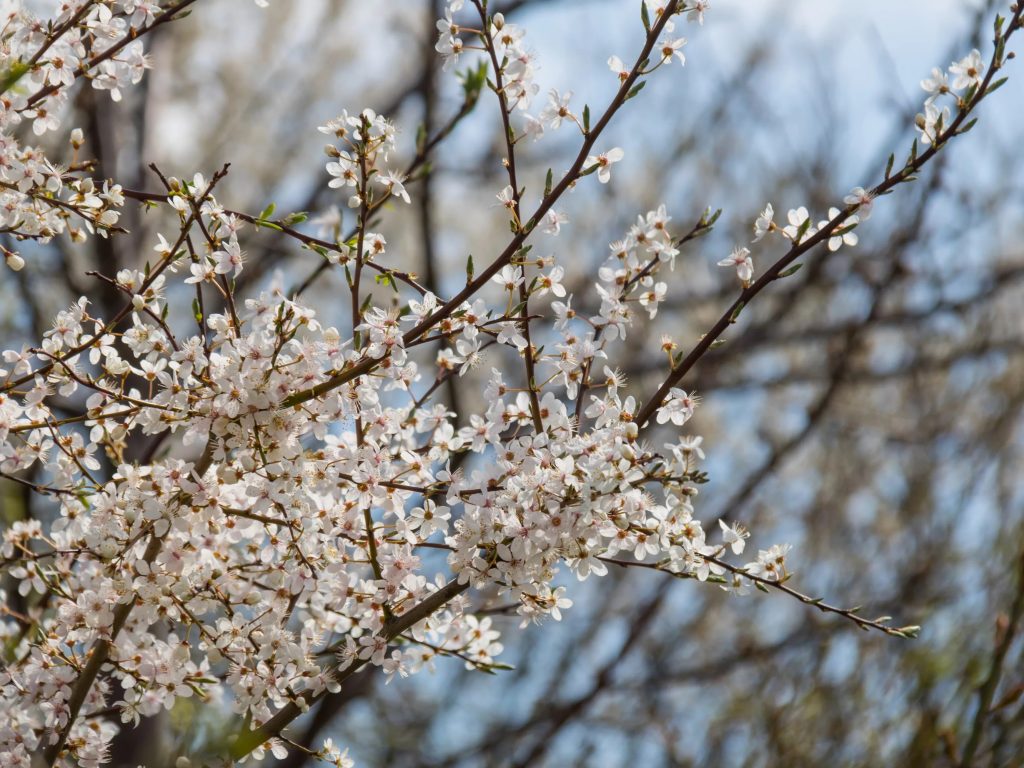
0, 0, 1009, 763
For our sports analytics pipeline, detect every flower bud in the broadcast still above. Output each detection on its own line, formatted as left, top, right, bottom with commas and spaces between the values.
4, 252, 25, 271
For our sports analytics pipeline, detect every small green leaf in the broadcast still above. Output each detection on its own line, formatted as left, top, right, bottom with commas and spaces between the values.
0, 59, 30, 94
626, 80, 646, 100
583, 104, 591, 133
259, 202, 275, 221
779, 263, 803, 278
640, 0, 651, 31
374, 272, 398, 292
884, 153, 895, 179
466, 254, 474, 283
728, 301, 745, 323
544, 168, 553, 197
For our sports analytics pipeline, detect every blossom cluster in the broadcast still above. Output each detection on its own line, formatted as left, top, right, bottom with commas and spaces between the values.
0, 0, 1013, 765
0, 2, 162, 270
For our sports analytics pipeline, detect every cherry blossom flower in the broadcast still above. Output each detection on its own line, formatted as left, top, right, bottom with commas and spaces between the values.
718, 246, 754, 284
818, 208, 859, 251
843, 186, 875, 220
540, 89, 574, 130
607, 55, 629, 82
584, 147, 624, 184
949, 48, 984, 90
719, 520, 749, 555
782, 206, 816, 243
655, 387, 698, 426
658, 36, 687, 66
752, 202, 774, 242
920, 67, 952, 103
916, 101, 951, 146
687, 0, 710, 25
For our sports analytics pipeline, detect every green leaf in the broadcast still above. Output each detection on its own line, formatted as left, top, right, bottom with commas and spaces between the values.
779, 263, 803, 278
728, 301, 745, 323
544, 168, 553, 198
283, 212, 308, 226
640, 0, 651, 31
258, 202, 276, 221
626, 80, 646, 101
459, 61, 489, 106
884, 153, 895, 179
374, 272, 398, 292
583, 104, 591, 133
0, 59, 30, 94
466, 254, 475, 283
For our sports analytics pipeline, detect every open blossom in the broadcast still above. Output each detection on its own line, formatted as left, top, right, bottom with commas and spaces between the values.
638, 281, 668, 317
818, 208, 859, 251
535, 266, 567, 298
843, 186, 875, 220
687, 0, 710, 25
920, 67, 952, 103
782, 206, 816, 243
493, 264, 523, 291
326, 152, 358, 188
719, 520, 749, 555
949, 48, 984, 90
916, 101, 951, 146
435, 6, 465, 70
543, 209, 569, 235
658, 36, 687, 65
752, 202, 774, 241
376, 170, 411, 203
718, 246, 754, 284
540, 89, 574, 130
584, 147, 624, 183
656, 388, 698, 426
607, 55, 629, 82
745, 544, 792, 582
496, 184, 517, 214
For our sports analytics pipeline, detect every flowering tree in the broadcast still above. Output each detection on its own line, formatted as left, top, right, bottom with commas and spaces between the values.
1, 1, 1022, 766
